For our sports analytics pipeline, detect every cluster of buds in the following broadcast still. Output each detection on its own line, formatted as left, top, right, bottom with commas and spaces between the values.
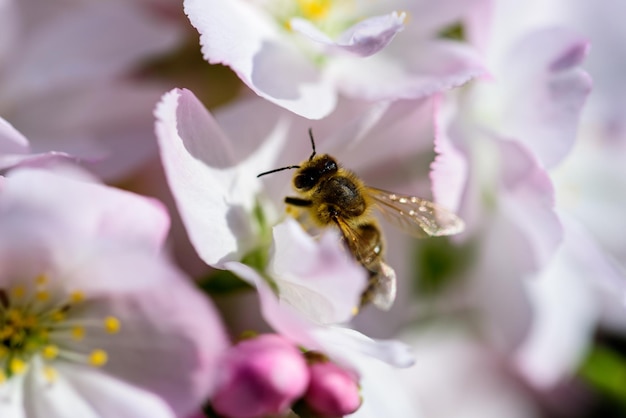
211, 334, 361, 418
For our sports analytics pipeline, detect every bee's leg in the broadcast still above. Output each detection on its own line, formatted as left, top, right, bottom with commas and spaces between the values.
285, 197, 312, 207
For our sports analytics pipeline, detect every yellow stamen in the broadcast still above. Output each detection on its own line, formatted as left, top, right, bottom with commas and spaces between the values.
11, 286, 26, 299
70, 291, 85, 304
104, 317, 121, 334
71, 326, 85, 341
0, 370, 6, 383
0, 346, 8, 358
51, 310, 66, 322
297, 0, 331, 20
43, 366, 58, 383
42, 345, 59, 360
351, 306, 359, 316
36, 274, 48, 286
35, 291, 50, 302
7, 309, 23, 324
89, 349, 108, 367
10, 358, 27, 375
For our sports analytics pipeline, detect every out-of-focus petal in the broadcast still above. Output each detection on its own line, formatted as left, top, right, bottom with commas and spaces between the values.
3, 168, 170, 252
514, 216, 601, 388
477, 28, 591, 168
496, 139, 562, 271
569, 0, 626, 141
225, 261, 414, 369
431, 94, 469, 212
10, 83, 169, 181
347, 353, 422, 418
400, 328, 540, 418
291, 12, 405, 57
0, 0, 17, 66
3, 1, 181, 101
184, 0, 336, 119
23, 359, 177, 418
75, 272, 229, 416
327, 39, 485, 101
270, 219, 366, 325
0, 116, 29, 154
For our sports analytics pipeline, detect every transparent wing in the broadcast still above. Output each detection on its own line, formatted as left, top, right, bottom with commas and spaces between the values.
367, 187, 465, 238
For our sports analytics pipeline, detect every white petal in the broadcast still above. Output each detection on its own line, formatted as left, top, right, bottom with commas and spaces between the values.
327, 39, 484, 101
184, 0, 336, 119
291, 12, 405, 57
3, 168, 170, 253
270, 219, 367, 324
155, 89, 288, 266
23, 359, 176, 418
225, 261, 414, 369
514, 219, 599, 388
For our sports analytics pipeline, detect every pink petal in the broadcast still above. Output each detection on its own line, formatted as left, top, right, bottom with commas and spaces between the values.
514, 216, 601, 388
327, 39, 485, 101
10, 83, 169, 181
431, 94, 469, 212
3, 1, 181, 101
0, 116, 29, 154
3, 168, 170, 252
224, 262, 414, 369
291, 12, 405, 57
184, 0, 336, 119
24, 360, 177, 418
491, 28, 592, 168
270, 219, 367, 325
155, 89, 287, 266
72, 269, 229, 416
495, 139, 562, 272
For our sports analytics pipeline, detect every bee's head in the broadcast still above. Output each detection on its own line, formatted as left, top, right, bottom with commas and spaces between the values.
293, 154, 338, 191
257, 128, 336, 189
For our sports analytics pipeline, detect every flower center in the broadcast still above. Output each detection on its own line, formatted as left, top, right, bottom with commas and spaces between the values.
266, 0, 358, 37
0, 274, 121, 384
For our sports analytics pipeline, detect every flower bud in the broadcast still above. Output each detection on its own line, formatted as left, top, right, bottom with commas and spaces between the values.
211, 334, 310, 418
304, 360, 361, 417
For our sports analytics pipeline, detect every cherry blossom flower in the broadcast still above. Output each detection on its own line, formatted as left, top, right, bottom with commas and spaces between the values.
429, 3, 626, 392
0, 116, 70, 171
0, 0, 183, 180
0, 167, 229, 418
154, 88, 420, 370
184, 0, 486, 119
429, 23, 591, 354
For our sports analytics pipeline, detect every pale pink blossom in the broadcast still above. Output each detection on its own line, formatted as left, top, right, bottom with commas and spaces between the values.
185, 0, 486, 118
429, 24, 591, 356
154, 88, 417, 369
0, 168, 229, 418
0, 0, 183, 180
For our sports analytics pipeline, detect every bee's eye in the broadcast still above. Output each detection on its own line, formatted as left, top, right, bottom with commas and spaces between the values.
323, 160, 337, 173
294, 172, 318, 190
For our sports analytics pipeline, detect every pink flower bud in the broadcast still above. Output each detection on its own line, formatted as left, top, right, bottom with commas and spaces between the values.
211, 334, 310, 418
304, 361, 362, 417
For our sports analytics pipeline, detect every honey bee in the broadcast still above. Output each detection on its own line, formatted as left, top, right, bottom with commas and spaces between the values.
257, 129, 465, 311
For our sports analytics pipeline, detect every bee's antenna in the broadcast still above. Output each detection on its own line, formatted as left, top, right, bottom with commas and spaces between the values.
257, 165, 300, 178
257, 129, 316, 178
308, 128, 316, 161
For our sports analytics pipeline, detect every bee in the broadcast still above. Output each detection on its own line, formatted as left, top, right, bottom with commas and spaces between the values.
257, 129, 465, 311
